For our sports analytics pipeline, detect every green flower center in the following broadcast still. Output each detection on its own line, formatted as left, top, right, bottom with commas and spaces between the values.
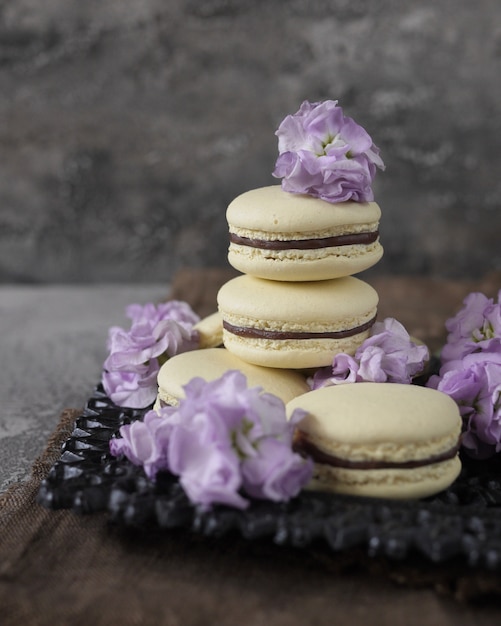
157, 352, 169, 367
231, 418, 256, 460
317, 133, 352, 158
472, 321, 495, 343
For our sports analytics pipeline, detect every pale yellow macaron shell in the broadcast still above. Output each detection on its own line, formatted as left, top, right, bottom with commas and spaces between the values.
155, 347, 309, 408
227, 186, 383, 281
286, 383, 462, 499
194, 311, 223, 348
217, 274, 378, 369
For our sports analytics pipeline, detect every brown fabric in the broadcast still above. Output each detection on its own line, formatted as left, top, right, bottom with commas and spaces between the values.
2, 271, 501, 625
170, 267, 239, 319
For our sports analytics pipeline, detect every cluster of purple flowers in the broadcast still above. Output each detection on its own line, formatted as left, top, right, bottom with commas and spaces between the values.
427, 292, 501, 459
110, 371, 313, 509
310, 318, 429, 390
272, 100, 385, 203
102, 301, 200, 409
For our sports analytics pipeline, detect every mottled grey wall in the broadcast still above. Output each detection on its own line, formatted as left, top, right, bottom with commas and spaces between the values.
1, 0, 500, 283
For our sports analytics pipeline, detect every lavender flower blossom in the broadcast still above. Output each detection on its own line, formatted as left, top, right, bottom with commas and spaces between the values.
167, 407, 247, 509
109, 371, 313, 509
425, 290, 501, 458
102, 301, 200, 409
241, 437, 313, 502
272, 100, 385, 203
428, 350, 501, 459
109, 408, 176, 479
440, 291, 501, 363
102, 362, 159, 410
310, 318, 429, 390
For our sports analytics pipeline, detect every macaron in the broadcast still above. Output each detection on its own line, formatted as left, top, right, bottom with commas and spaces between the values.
154, 347, 309, 408
217, 274, 379, 369
227, 186, 383, 281
287, 383, 462, 499
194, 311, 223, 349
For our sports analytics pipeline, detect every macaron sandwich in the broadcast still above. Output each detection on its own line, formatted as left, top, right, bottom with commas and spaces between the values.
287, 383, 462, 499
227, 186, 383, 282
155, 347, 309, 408
217, 274, 379, 369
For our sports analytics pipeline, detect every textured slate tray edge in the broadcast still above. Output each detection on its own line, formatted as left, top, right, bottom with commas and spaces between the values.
37, 384, 501, 573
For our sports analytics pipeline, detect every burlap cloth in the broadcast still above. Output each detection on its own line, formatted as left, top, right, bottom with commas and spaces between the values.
1, 270, 501, 625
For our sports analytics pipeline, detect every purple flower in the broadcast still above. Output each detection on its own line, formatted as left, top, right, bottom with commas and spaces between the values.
104, 302, 200, 370
309, 318, 428, 389
357, 318, 429, 383
102, 361, 159, 409
167, 409, 247, 509
109, 371, 313, 509
428, 350, 501, 459
241, 437, 313, 502
441, 291, 501, 363
310, 353, 359, 389
272, 100, 385, 203
126, 301, 199, 329
102, 301, 200, 408
425, 290, 501, 459
110, 408, 177, 479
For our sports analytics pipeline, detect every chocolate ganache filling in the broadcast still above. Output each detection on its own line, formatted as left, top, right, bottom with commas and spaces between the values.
229, 230, 379, 250
222, 316, 376, 340
294, 432, 460, 470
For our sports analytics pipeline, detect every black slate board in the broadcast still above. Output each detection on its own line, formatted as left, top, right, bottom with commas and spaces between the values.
37, 384, 501, 571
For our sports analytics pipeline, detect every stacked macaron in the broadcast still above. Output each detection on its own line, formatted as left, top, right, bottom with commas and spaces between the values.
214, 100, 462, 499
155, 100, 462, 501
218, 100, 384, 370
217, 185, 381, 370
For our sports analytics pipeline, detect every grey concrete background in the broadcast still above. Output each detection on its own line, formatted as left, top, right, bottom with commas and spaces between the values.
0, 0, 500, 284
0, 284, 167, 491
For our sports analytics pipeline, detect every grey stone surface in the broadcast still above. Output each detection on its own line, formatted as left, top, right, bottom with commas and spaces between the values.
0, 1, 500, 283
0, 284, 167, 492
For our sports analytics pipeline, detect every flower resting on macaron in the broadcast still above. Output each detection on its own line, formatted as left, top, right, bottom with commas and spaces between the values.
102, 301, 200, 409
310, 317, 429, 390
110, 370, 313, 509
272, 100, 385, 203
